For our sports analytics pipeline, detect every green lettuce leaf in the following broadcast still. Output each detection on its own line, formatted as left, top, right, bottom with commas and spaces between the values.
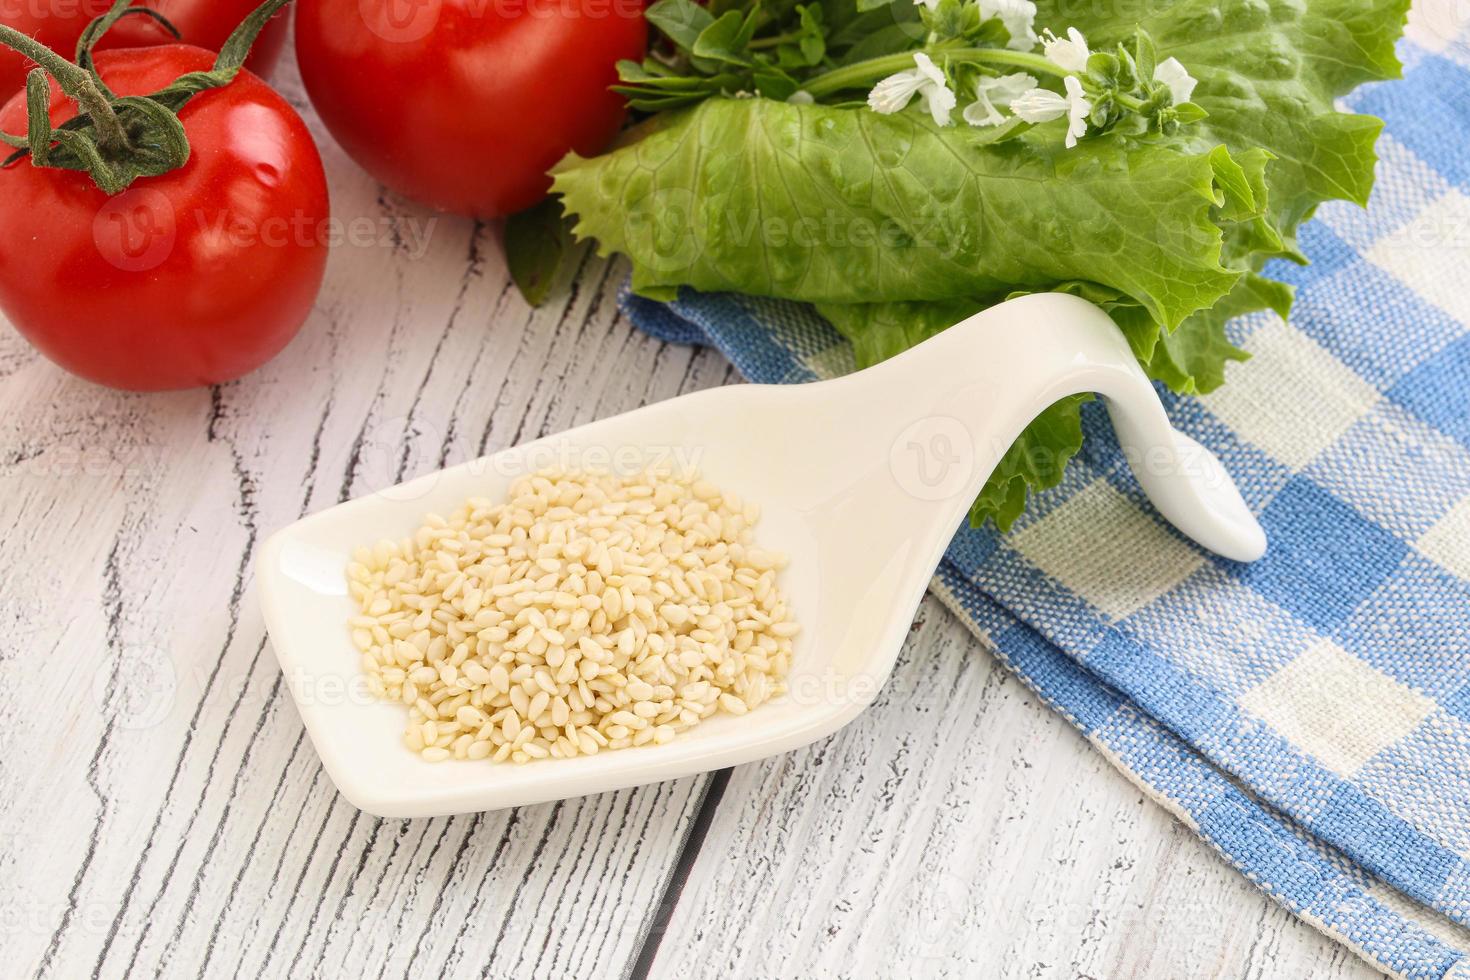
818, 297, 983, 368
555, 99, 1242, 330
1050, 0, 1403, 255
553, 0, 1408, 528
972, 394, 1092, 531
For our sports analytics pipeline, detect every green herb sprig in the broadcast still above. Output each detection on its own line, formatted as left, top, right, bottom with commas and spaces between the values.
534, 0, 1409, 528
615, 0, 1203, 149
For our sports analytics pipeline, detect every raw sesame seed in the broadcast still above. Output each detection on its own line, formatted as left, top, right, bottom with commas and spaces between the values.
345, 467, 798, 765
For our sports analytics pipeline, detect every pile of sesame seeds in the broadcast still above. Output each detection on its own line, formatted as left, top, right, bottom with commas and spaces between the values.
345, 467, 797, 764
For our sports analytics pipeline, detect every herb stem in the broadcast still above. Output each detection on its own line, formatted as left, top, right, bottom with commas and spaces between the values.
801, 46, 1065, 98
0, 24, 129, 151
747, 31, 802, 50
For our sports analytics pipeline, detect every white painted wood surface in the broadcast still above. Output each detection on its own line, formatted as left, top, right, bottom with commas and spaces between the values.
0, 45, 1386, 980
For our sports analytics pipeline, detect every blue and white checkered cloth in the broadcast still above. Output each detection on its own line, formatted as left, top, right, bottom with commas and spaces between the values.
620, 22, 1470, 980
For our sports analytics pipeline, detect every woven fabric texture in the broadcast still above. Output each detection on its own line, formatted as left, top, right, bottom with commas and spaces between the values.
618, 24, 1470, 978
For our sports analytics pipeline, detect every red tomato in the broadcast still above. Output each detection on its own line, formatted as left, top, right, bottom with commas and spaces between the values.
0, 0, 289, 102
0, 46, 329, 391
295, 0, 647, 218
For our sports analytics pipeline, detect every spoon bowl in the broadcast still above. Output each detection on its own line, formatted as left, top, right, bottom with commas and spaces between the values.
257, 292, 1266, 817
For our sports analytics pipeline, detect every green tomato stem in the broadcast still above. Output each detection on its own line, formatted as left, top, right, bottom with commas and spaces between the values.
801, 46, 1065, 98
0, 24, 130, 151
2, 0, 292, 195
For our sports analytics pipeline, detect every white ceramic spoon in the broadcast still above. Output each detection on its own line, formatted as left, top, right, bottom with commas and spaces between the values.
258, 292, 1266, 817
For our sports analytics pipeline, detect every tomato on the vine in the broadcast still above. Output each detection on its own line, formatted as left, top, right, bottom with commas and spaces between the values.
295, 0, 647, 218
0, 45, 329, 390
0, 0, 289, 101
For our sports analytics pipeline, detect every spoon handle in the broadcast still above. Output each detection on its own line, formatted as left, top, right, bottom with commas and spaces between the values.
868, 292, 1267, 561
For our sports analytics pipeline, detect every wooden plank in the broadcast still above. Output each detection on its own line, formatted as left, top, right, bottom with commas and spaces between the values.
0, 72, 735, 973
642, 597, 1387, 980
0, 38, 1389, 980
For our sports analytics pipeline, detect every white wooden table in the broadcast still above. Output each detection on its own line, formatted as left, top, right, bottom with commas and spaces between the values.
0, 51, 1386, 980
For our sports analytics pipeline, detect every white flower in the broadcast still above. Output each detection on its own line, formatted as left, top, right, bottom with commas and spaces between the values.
1010, 75, 1091, 147
1059, 75, 1090, 146
962, 72, 1036, 127
1008, 88, 1065, 122
1041, 26, 1090, 73
867, 52, 957, 126
1153, 56, 1197, 104
977, 0, 1038, 51
912, 0, 939, 9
